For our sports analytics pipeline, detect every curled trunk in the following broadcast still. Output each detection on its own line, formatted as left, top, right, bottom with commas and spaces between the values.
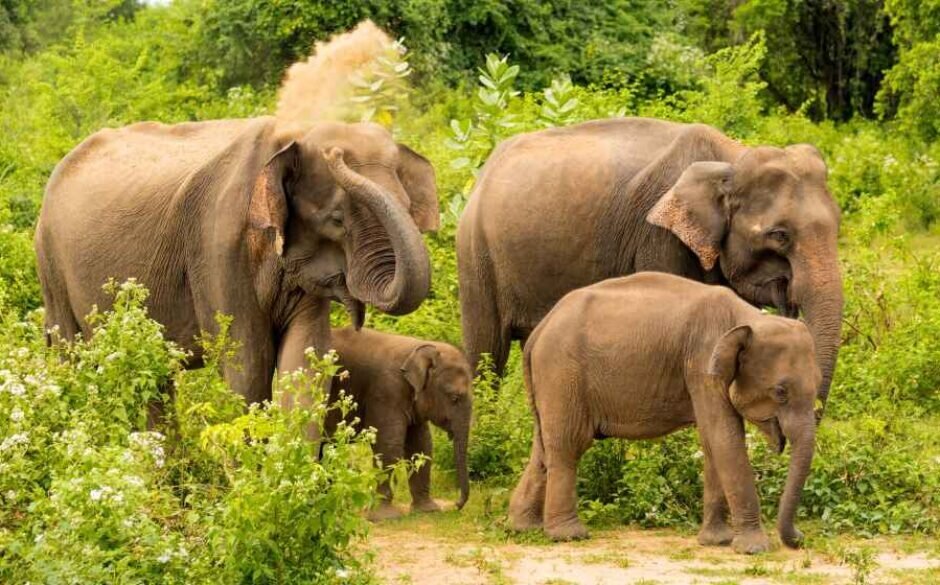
322, 147, 431, 315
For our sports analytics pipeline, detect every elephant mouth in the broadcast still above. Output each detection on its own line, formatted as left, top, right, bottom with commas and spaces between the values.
320, 272, 366, 330
735, 275, 799, 319
756, 417, 787, 454
764, 277, 800, 319
724, 253, 799, 318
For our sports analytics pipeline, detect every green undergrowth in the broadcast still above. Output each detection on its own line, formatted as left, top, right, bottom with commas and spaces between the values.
0, 1, 938, 580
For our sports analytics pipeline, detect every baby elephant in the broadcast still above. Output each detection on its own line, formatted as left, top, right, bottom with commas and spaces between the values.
328, 327, 473, 519
509, 272, 821, 554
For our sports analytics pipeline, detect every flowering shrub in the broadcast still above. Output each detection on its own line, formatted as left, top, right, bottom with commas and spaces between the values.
0, 282, 381, 583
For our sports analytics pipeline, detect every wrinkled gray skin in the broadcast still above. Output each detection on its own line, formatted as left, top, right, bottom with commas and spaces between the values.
509, 273, 820, 554
458, 118, 841, 413
327, 327, 473, 519
36, 118, 438, 406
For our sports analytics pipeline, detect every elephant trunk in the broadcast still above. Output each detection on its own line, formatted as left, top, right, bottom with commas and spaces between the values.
777, 410, 816, 548
453, 425, 470, 510
322, 147, 431, 316
790, 241, 843, 413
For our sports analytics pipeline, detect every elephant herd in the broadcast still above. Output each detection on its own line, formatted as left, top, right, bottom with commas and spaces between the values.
35, 113, 842, 555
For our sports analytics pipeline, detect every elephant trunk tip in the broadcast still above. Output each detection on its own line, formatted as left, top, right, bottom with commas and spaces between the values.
778, 522, 805, 549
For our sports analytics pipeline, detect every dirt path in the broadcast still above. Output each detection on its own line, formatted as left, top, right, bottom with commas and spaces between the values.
370, 522, 939, 585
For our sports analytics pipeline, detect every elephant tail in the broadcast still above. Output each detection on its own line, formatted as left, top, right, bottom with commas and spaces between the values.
522, 327, 546, 460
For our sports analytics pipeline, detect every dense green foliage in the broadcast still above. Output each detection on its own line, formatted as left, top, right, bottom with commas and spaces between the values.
0, 282, 380, 583
0, 0, 938, 580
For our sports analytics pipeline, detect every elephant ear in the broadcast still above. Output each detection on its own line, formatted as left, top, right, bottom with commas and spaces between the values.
248, 141, 299, 261
400, 344, 440, 395
707, 325, 752, 388
647, 161, 735, 271
397, 144, 439, 233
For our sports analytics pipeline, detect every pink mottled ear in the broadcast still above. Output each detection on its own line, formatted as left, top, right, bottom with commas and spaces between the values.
248, 142, 298, 263
647, 161, 734, 271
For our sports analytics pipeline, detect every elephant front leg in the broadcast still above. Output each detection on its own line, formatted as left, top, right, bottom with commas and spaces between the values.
698, 450, 734, 546
275, 297, 332, 440
369, 420, 407, 521
694, 417, 769, 553
405, 423, 441, 513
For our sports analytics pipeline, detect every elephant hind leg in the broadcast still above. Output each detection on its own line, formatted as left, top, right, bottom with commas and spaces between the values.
36, 257, 82, 344
459, 269, 511, 379
537, 388, 592, 540
509, 419, 548, 531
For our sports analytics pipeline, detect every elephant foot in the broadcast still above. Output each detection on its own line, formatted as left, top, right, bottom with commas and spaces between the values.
508, 480, 546, 532
732, 529, 771, 555
411, 498, 443, 514
368, 502, 404, 522
697, 522, 734, 546
509, 509, 543, 532
545, 517, 589, 541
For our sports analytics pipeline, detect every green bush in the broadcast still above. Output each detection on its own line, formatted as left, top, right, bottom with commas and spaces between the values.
0, 282, 381, 583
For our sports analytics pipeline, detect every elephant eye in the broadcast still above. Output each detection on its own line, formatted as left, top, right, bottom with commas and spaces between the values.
766, 228, 790, 246
773, 384, 789, 404
449, 393, 461, 404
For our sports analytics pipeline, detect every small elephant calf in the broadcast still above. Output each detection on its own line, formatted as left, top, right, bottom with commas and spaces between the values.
509, 272, 821, 554
328, 327, 473, 519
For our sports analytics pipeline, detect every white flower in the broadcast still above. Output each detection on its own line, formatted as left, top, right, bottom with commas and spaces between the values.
124, 475, 144, 488
10, 408, 24, 423
129, 432, 166, 467
90, 485, 115, 502
335, 568, 351, 579
157, 552, 172, 564
0, 433, 29, 451
5, 490, 16, 502
5, 382, 25, 397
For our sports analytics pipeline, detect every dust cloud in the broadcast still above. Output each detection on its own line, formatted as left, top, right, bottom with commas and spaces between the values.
274, 20, 394, 138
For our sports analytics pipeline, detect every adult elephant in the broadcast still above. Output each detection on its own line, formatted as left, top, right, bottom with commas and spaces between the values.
36, 118, 438, 404
457, 117, 842, 410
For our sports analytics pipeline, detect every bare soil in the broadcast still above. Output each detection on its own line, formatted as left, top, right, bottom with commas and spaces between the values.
369, 517, 939, 585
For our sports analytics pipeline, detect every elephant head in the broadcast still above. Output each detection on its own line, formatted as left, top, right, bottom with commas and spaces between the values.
401, 343, 474, 510
248, 121, 439, 325
648, 145, 842, 412
709, 318, 821, 548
